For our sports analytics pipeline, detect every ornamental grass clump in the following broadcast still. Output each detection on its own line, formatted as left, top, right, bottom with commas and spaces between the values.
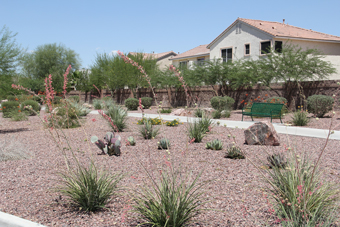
187, 120, 206, 143
264, 150, 340, 226
292, 110, 309, 126
105, 105, 127, 132
194, 108, 204, 118
133, 167, 208, 227
93, 99, 103, 110
57, 161, 123, 212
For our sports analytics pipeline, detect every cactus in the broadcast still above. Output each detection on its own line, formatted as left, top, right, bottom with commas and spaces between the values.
267, 153, 287, 168
91, 132, 121, 156
127, 136, 136, 146
205, 139, 223, 150
225, 144, 245, 159
158, 138, 170, 149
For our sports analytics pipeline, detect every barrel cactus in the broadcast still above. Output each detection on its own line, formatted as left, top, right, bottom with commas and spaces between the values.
158, 138, 170, 149
127, 136, 136, 146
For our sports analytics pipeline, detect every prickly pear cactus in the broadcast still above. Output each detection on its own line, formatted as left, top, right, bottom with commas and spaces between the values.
91, 132, 122, 156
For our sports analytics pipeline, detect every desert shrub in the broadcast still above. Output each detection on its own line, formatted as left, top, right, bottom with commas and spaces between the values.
199, 115, 213, 133
125, 98, 139, 110
92, 99, 103, 110
67, 100, 91, 117
221, 110, 231, 118
265, 152, 340, 226
141, 97, 153, 109
32, 95, 45, 105
57, 162, 123, 212
165, 119, 181, 127
49, 104, 80, 128
139, 120, 160, 139
212, 110, 221, 119
102, 98, 115, 110
307, 95, 334, 118
210, 96, 235, 111
53, 96, 63, 104
105, 105, 128, 132
68, 96, 80, 103
225, 144, 245, 159
188, 120, 206, 143
0, 136, 33, 162
265, 96, 288, 114
160, 108, 171, 114
133, 167, 207, 227
292, 110, 309, 126
6, 95, 16, 101
10, 111, 28, 121
21, 100, 40, 116
194, 108, 204, 118
137, 117, 161, 125
1, 101, 20, 118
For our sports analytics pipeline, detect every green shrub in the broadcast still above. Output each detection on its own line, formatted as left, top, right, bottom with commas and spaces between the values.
206, 139, 223, 150
48, 104, 80, 128
225, 145, 245, 159
105, 105, 128, 132
265, 96, 288, 114
6, 95, 16, 101
68, 96, 80, 103
210, 96, 235, 111
21, 100, 40, 116
57, 162, 123, 212
307, 95, 334, 118
141, 97, 153, 109
102, 98, 115, 110
125, 98, 139, 110
53, 96, 63, 104
292, 110, 309, 126
199, 115, 213, 133
221, 110, 231, 118
212, 110, 221, 119
92, 99, 103, 110
1, 101, 20, 118
67, 100, 91, 117
10, 111, 28, 121
187, 118, 211, 143
33, 95, 45, 105
160, 108, 172, 114
137, 117, 162, 125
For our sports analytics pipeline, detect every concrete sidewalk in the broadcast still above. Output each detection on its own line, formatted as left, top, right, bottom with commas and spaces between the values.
123, 112, 340, 141
0, 211, 46, 227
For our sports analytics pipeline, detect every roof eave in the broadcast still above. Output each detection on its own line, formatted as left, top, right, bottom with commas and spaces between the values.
170, 53, 210, 61
274, 36, 340, 43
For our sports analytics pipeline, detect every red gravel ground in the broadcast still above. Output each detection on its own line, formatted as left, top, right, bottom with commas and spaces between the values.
0, 109, 339, 226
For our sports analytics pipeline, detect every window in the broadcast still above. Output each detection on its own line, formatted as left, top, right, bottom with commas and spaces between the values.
244, 44, 250, 55
197, 57, 205, 66
275, 41, 282, 53
260, 41, 271, 54
179, 61, 187, 68
221, 48, 232, 62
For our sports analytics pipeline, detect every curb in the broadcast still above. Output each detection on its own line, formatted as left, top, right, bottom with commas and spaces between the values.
0, 211, 46, 227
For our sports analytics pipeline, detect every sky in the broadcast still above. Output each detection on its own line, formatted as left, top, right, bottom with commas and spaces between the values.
1, 0, 340, 69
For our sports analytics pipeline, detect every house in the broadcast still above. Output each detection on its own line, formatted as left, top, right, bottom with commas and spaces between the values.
129, 51, 178, 70
169, 44, 210, 69
207, 18, 340, 80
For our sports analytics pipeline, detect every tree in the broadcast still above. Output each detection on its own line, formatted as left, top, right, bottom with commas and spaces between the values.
0, 26, 23, 99
20, 43, 81, 92
257, 43, 336, 105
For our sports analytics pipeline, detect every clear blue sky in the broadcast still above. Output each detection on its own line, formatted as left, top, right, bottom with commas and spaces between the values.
2, 0, 340, 69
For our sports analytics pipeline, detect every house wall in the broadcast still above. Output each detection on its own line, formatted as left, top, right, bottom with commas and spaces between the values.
157, 56, 174, 70
209, 21, 273, 61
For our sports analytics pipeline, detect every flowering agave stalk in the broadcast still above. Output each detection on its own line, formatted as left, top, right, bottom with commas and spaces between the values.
91, 132, 121, 156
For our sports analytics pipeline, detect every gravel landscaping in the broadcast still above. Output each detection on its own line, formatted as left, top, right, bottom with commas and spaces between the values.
0, 109, 340, 226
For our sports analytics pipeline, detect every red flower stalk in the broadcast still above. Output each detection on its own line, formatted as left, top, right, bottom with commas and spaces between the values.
62, 65, 72, 98
98, 110, 119, 132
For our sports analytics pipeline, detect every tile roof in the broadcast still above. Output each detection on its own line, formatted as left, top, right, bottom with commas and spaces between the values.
129, 51, 177, 60
208, 18, 340, 48
170, 44, 210, 60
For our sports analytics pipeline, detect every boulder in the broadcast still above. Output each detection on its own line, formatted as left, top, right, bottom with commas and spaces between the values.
203, 108, 214, 113
244, 121, 280, 146
171, 108, 185, 116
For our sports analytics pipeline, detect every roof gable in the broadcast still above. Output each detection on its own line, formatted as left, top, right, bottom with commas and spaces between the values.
129, 51, 177, 61
207, 18, 340, 48
170, 44, 210, 60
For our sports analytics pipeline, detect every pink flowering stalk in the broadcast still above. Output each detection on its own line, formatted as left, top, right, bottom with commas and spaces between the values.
98, 110, 119, 132
138, 98, 144, 116
62, 65, 72, 98
44, 74, 56, 112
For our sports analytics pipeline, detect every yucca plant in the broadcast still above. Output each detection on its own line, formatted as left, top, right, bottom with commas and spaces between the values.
187, 120, 206, 143
57, 162, 123, 212
133, 167, 208, 226
139, 120, 160, 139
199, 114, 214, 133
158, 138, 171, 149
292, 110, 309, 126
206, 139, 223, 150
194, 108, 204, 118
105, 105, 128, 132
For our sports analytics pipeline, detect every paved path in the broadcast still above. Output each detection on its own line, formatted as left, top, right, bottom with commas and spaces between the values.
118, 112, 340, 140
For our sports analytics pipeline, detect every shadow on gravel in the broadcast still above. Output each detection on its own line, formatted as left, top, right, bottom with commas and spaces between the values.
0, 128, 29, 134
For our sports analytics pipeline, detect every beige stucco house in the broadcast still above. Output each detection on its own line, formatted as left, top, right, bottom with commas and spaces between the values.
207, 18, 340, 80
129, 51, 178, 70
170, 44, 210, 69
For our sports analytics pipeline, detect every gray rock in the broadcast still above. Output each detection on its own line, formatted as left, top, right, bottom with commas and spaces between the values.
244, 121, 280, 146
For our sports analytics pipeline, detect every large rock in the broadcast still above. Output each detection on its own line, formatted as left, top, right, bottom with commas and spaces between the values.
171, 108, 185, 116
244, 121, 280, 146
